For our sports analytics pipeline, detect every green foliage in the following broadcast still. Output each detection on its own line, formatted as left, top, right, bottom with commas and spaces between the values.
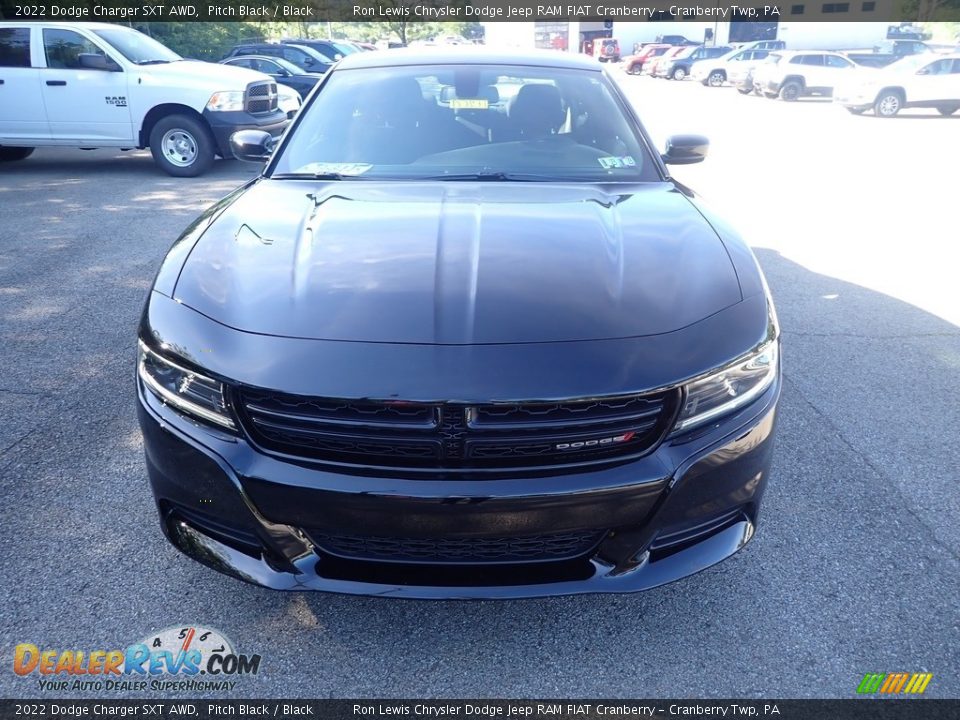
130, 22, 265, 61
325, 21, 484, 44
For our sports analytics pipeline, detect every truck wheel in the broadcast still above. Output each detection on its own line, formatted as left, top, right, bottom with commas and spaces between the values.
149, 114, 215, 177
779, 81, 802, 102
0, 147, 35, 162
708, 71, 725, 87
628, 63, 641, 75
874, 91, 902, 117
937, 105, 958, 116
671, 67, 687, 80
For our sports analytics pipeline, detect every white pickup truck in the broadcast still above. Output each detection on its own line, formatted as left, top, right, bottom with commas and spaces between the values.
0, 21, 288, 176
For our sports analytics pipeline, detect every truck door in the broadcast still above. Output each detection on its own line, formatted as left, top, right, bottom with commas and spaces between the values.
39, 27, 133, 144
0, 26, 50, 143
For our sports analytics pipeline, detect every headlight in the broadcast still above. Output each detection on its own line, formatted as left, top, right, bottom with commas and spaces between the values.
673, 342, 779, 433
206, 91, 245, 113
138, 341, 235, 429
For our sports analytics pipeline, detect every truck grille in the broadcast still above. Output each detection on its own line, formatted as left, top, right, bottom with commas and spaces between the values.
236, 389, 677, 471
308, 530, 606, 564
246, 81, 278, 114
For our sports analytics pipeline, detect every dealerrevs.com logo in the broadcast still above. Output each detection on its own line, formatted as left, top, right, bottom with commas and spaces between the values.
13, 626, 261, 693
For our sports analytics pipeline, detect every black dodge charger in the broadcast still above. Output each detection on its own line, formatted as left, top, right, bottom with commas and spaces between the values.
137, 49, 781, 598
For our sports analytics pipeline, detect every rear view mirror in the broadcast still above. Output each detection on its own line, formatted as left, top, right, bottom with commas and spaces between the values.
231, 130, 275, 162
662, 135, 709, 165
79, 53, 120, 72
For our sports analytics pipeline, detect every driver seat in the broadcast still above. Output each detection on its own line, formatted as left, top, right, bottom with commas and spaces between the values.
508, 84, 566, 140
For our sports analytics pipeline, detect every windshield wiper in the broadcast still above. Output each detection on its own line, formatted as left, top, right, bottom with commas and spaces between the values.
272, 172, 371, 181
421, 170, 552, 182
136, 59, 174, 65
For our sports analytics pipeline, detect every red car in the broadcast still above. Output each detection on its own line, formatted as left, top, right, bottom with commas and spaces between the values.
622, 44, 671, 75
645, 46, 687, 77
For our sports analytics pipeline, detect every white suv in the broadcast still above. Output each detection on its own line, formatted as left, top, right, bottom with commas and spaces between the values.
0, 22, 288, 176
835, 54, 960, 117
753, 50, 857, 101
691, 42, 783, 88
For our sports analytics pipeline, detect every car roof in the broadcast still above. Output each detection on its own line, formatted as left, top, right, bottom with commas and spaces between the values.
775, 50, 844, 57
0, 21, 122, 29
334, 47, 602, 72
222, 55, 285, 63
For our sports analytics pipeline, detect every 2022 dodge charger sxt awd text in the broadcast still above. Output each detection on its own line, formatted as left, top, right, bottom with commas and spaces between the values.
137, 49, 781, 598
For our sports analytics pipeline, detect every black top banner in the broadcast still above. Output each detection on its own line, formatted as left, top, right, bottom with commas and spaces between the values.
0, 701, 959, 720
0, 0, 953, 22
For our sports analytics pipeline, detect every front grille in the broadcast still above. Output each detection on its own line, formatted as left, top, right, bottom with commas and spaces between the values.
246, 81, 278, 114
237, 388, 677, 471
309, 530, 606, 564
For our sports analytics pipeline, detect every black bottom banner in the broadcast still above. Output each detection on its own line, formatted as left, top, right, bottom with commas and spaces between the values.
1, 700, 957, 720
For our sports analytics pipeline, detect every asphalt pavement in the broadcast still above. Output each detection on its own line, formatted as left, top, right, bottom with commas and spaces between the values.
0, 75, 957, 699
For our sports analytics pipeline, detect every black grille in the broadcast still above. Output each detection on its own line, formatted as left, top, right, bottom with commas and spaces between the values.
246, 81, 278, 114
237, 389, 676, 470
309, 530, 606, 564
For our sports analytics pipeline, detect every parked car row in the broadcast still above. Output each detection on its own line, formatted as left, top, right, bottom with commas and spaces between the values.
743, 50, 960, 116
621, 40, 784, 80
622, 38, 960, 118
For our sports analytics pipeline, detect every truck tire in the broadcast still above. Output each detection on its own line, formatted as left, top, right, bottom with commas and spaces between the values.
0, 147, 35, 162
873, 91, 902, 117
779, 81, 802, 102
149, 114, 215, 177
937, 105, 958, 116
671, 66, 687, 80
708, 70, 725, 87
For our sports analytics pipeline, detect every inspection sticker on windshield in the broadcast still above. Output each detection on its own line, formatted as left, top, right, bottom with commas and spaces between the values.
598, 156, 636, 169
296, 162, 372, 176
449, 98, 489, 109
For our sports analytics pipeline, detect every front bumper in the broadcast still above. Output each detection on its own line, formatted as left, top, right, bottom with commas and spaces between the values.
137, 366, 780, 599
202, 108, 288, 158
835, 92, 875, 110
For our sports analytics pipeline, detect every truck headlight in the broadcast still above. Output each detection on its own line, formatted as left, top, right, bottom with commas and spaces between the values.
206, 91, 245, 112
138, 341, 235, 429
673, 342, 779, 433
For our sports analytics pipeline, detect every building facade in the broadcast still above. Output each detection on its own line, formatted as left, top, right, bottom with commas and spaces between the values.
484, 14, 903, 54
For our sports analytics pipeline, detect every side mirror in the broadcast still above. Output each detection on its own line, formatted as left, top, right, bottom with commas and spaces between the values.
79, 53, 120, 72
230, 130, 275, 162
662, 134, 709, 165
302, 57, 314, 67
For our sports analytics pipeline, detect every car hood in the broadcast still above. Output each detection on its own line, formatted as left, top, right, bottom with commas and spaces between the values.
173, 180, 742, 345
143, 59, 269, 87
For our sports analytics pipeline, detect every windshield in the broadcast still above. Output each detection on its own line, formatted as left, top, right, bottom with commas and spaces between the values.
270, 57, 306, 75
270, 64, 659, 183
885, 54, 934, 72
332, 42, 359, 55
92, 29, 180, 64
